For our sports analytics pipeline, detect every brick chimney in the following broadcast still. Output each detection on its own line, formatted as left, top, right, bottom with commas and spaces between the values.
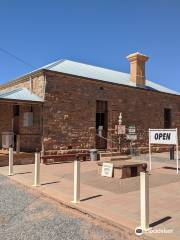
127, 52, 149, 87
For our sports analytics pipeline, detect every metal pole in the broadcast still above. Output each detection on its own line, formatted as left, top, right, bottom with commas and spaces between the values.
72, 155, 80, 203
149, 129, 152, 171
33, 152, 40, 187
16, 134, 20, 154
169, 146, 174, 160
118, 135, 121, 152
176, 129, 179, 174
140, 163, 149, 231
8, 147, 13, 176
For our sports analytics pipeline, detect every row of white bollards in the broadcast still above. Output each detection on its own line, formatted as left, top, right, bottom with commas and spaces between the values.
7, 149, 81, 202
8, 148, 41, 187
8, 149, 150, 232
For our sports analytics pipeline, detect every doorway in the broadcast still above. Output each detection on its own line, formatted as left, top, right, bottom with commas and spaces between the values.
96, 100, 108, 149
13, 105, 20, 149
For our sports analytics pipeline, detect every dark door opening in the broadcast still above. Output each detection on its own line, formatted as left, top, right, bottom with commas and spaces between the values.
13, 105, 20, 150
96, 101, 108, 149
13, 105, 20, 134
164, 108, 171, 129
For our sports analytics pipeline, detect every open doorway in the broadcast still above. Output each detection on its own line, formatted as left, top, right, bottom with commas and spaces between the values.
13, 105, 20, 149
96, 100, 108, 149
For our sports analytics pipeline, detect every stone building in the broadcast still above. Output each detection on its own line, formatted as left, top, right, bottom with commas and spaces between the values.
0, 52, 179, 154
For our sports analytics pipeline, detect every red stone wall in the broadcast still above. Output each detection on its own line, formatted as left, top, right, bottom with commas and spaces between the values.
0, 103, 12, 147
0, 72, 45, 99
19, 104, 42, 152
43, 71, 180, 153
0, 73, 45, 152
1, 70, 179, 153
0, 103, 42, 152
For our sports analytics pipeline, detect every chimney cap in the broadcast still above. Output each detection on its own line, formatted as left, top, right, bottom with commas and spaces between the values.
127, 52, 149, 62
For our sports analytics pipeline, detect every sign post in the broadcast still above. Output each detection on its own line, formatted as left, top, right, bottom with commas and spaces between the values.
116, 112, 125, 152
149, 129, 179, 173
176, 134, 179, 174
8, 147, 13, 176
149, 129, 152, 171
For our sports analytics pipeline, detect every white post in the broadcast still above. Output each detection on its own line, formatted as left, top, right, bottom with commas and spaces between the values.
16, 135, 20, 154
72, 155, 80, 203
149, 129, 152, 171
140, 167, 149, 231
8, 147, 14, 176
33, 152, 40, 187
176, 128, 179, 174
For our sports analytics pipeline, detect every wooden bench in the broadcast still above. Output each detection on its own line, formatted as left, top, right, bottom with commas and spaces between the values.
41, 153, 90, 164
98, 160, 144, 179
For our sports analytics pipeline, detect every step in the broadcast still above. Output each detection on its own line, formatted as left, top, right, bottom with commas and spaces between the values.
110, 156, 132, 161
100, 152, 123, 158
100, 154, 132, 161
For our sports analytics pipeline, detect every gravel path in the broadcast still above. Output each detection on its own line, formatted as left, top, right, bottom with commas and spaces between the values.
0, 175, 137, 240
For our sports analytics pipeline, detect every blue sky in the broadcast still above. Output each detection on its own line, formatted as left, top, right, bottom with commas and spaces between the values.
0, 0, 179, 92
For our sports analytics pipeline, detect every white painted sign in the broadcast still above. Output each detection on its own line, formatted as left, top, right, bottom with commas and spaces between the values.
149, 128, 179, 174
149, 129, 177, 145
101, 163, 113, 177
128, 126, 136, 134
115, 125, 126, 135
126, 134, 137, 141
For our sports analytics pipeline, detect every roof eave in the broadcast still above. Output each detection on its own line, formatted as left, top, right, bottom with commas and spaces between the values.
0, 97, 44, 104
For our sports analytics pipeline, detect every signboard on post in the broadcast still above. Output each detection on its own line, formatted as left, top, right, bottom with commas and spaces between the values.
128, 126, 136, 134
115, 125, 126, 135
149, 129, 177, 145
127, 125, 137, 141
126, 134, 137, 141
149, 129, 179, 174
101, 163, 113, 177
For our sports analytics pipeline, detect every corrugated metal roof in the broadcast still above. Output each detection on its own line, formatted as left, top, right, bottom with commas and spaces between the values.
1, 59, 179, 96
40, 59, 179, 95
0, 88, 43, 102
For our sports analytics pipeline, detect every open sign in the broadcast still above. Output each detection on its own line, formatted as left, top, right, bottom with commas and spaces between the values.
149, 128, 179, 174
149, 129, 177, 145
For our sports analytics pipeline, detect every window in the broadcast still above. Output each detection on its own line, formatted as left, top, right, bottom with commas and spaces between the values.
164, 108, 171, 128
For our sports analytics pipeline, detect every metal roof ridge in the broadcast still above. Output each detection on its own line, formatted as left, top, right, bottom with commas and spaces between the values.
43, 59, 66, 70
